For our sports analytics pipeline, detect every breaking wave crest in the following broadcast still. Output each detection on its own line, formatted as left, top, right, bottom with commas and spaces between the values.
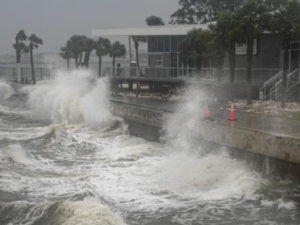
27, 69, 117, 130
0, 199, 126, 225
0, 81, 15, 100
0, 144, 35, 165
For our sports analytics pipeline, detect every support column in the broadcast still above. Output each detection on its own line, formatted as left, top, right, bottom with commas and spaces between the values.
129, 81, 133, 91
136, 82, 140, 98
129, 36, 132, 65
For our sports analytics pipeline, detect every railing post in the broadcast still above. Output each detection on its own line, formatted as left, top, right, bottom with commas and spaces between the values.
21, 68, 23, 80
13, 68, 16, 80
41, 68, 43, 80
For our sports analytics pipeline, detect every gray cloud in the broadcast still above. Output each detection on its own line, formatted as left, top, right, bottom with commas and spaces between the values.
0, 0, 179, 54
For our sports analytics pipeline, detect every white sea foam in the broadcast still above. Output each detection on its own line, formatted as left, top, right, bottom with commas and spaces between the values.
0, 144, 35, 165
27, 69, 116, 129
51, 199, 126, 225
1, 199, 126, 225
152, 151, 263, 200
0, 81, 14, 100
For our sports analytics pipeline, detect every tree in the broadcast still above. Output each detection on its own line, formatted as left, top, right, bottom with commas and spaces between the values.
146, 15, 165, 26
81, 37, 95, 68
209, 10, 241, 85
68, 35, 86, 68
109, 41, 126, 76
94, 37, 111, 77
234, 0, 271, 104
28, 34, 43, 84
179, 28, 212, 70
208, 24, 228, 82
13, 42, 29, 61
170, 0, 243, 24
60, 41, 72, 70
14, 30, 27, 82
132, 36, 147, 75
265, 0, 288, 9
271, 0, 300, 108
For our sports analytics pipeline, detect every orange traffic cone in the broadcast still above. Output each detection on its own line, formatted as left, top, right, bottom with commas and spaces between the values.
205, 104, 210, 119
229, 103, 237, 121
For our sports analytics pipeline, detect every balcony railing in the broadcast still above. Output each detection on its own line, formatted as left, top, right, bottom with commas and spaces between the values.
102, 67, 282, 84
0, 67, 51, 83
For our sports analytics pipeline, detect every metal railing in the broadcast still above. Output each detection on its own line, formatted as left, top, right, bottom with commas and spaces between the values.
259, 70, 283, 99
269, 69, 300, 101
102, 66, 282, 84
0, 67, 51, 82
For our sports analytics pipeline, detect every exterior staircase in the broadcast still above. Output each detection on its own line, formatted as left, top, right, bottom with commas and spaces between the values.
260, 69, 300, 101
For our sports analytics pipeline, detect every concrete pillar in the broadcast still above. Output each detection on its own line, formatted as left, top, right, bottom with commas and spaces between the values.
129, 82, 133, 91
149, 83, 154, 92
136, 82, 140, 98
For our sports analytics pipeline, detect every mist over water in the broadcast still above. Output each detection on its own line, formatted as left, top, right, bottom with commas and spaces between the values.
0, 69, 300, 225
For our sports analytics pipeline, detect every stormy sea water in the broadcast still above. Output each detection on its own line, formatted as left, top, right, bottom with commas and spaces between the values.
0, 69, 300, 225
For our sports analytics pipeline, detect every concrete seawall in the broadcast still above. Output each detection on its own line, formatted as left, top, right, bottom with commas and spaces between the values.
111, 100, 163, 142
111, 100, 300, 182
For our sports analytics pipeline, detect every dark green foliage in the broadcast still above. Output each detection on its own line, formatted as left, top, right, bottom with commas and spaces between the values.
210, 11, 242, 84
67, 35, 83, 68
132, 36, 147, 73
233, 0, 271, 104
264, 0, 288, 9
60, 41, 72, 70
179, 28, 213, 69
81, 37, 95, 68
28, 34, 43, 84
271, 0, 300, 107
170, 0, 243, 24
94, 37, 111, 77
146, 16, 165, 26
109, 41, 126, 76
14, 30, 28, 64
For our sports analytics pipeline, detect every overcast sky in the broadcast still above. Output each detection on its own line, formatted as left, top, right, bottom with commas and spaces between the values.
0, 0, 179, 54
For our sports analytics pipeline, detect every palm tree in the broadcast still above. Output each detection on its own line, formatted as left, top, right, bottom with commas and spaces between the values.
68, 35, 86, 68
94, 37, 111, 77
209, 10, 240, 85
271, 0, 300, 108
234, 0, 271, 104
15, 30, 27, 82
60, 41, 72, 70
179, 28, 212, 70
13, 42, 29, 59
28, 34, 43, 84
132, 36, 147, 76
81, 37, 95, 68
109, 41, 126, 76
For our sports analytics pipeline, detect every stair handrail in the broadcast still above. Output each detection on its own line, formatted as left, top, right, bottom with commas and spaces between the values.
101, 67, 111, 77
259, 70, 283, 99
269, 69, 299, 100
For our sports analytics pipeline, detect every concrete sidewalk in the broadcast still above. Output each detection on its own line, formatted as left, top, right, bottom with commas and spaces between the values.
110, 95, 300, 138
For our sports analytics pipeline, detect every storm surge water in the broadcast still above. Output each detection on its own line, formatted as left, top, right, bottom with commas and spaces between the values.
0, 71, 299, 225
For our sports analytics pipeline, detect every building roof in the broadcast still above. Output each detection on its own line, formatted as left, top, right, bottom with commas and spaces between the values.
92, 24, 209, 36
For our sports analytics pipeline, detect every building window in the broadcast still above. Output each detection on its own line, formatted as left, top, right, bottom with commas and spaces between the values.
165, 36, 170, 52
149, 54, 163, 67
291, 42, 300, 50
158, 36, 165, 52
152, 37, 158, 52
148, 37, 152, 53
171, 36, 178, 52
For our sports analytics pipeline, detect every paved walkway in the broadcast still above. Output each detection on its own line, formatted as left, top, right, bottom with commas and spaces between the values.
110, 95, 300, 138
